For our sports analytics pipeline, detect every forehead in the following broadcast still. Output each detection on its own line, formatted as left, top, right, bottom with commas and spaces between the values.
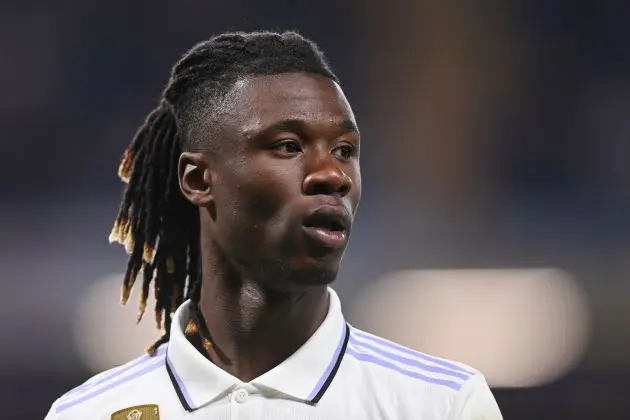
220, 73, 357, 136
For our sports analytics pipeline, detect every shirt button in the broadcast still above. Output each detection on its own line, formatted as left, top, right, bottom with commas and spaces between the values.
233, 389, 248, 403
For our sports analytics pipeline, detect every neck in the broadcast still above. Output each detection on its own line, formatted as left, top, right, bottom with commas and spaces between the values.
197, 243, 329, 382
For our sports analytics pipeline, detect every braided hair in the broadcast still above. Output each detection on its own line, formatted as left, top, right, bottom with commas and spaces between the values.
109, 31, 338, 355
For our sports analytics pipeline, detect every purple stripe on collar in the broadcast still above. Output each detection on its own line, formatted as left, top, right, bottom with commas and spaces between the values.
306, 322, 350, 403
165, 349, 197, 411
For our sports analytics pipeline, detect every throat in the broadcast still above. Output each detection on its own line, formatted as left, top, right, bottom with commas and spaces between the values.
193, 283, 329, 382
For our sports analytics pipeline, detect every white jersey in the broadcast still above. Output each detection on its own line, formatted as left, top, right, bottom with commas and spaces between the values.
45, 288, 502, 420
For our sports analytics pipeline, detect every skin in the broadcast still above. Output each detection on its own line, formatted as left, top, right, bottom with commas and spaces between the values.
178, 72, 361, 382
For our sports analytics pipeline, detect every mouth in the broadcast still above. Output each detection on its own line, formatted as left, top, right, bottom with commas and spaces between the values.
302, 206, 351, 249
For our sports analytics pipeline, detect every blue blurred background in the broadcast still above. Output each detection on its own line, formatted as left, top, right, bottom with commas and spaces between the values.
1, 1, 629, 418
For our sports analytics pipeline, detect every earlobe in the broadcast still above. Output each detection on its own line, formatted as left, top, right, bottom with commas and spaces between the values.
178, 152, 213, 206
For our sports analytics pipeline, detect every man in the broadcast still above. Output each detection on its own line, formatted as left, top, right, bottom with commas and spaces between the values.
46, 31, 502, 419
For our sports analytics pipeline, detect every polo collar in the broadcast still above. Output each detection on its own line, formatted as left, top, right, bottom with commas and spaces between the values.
165, 288, 349, 411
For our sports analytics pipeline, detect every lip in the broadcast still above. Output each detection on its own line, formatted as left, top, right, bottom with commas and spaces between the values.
302, 205, 352, 249
302, 226, 347, 249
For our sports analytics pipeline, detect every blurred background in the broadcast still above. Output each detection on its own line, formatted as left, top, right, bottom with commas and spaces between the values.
1, 0, 629, 418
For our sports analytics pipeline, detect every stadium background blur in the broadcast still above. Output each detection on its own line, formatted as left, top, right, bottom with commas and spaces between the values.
1, 1, 629, 419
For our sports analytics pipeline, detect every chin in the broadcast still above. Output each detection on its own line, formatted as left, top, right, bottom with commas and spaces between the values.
295, 265, 339, 286
267, 259, 340, 291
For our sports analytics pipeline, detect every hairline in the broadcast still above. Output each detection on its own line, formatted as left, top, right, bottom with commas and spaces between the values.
180, 71, 341, 152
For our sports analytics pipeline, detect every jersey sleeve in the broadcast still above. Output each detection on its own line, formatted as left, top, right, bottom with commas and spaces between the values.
448, 373, 503, 420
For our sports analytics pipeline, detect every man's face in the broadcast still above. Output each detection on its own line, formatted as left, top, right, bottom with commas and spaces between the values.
195, 72, 361, 291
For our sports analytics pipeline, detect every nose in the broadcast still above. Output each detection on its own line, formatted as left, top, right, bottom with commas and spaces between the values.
303, 157, 353, 197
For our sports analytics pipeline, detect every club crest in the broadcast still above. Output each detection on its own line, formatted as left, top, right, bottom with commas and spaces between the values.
111, 404, 160, 420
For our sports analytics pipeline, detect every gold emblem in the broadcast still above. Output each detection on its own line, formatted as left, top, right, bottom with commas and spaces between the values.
127, 410, 142, 420
111, 404, 160, 420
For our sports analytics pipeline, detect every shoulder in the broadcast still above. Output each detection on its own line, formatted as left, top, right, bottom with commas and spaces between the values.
345, 326, 502, 418
447, 373, 503, 420
45, 345, 168, 419
346, 325, 480, 391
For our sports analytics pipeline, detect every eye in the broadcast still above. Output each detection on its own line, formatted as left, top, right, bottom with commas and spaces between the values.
272, 139, 302, 155
333, 144, 356, 160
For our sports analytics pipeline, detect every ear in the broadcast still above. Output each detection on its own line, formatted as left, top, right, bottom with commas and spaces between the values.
178, 152, 213, 207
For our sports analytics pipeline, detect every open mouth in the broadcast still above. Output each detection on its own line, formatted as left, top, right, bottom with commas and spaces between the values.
302, 207, 350, 248
303, 216, 346, 232
303, 206, 349, 231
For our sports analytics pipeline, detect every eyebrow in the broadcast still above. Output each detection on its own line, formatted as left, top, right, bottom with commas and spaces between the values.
251, 118, 360, 138
340, 119, 360, 134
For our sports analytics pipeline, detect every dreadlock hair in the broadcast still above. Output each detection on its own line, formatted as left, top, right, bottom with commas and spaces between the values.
109, 31, 339, 355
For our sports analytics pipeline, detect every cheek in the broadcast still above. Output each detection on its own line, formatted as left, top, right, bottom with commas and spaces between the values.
239, 181, 286, 223
217, 165, 297, 227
